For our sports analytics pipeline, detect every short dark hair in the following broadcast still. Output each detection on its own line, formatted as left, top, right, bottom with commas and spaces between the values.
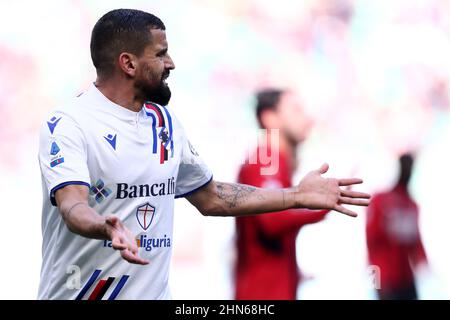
255, 89, 284, 128
90, 9, 166, 76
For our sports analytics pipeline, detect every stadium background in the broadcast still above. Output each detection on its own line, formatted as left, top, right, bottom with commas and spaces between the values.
0, 0, 449, 299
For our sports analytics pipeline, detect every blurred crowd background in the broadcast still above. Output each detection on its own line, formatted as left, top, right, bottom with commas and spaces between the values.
0, 0, 449, 299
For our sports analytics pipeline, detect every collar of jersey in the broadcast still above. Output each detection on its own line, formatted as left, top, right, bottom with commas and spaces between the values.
88, 83, 144, 121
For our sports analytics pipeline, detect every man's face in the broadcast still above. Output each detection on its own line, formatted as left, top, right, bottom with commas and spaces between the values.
134, 28, 175, 106
276, 91, 313, 144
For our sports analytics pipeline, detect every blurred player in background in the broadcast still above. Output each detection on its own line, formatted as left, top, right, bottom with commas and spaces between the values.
366, 153, 428, 300
235, 89, 328, 300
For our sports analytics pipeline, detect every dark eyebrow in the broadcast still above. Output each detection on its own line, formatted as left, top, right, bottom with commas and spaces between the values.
156, 48, 168, 56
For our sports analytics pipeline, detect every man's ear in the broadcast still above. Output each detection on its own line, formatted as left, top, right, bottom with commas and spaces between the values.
118, 52, 138, 77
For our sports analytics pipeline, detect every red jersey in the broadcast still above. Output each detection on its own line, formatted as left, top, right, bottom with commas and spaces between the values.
234, 148, 327, 300
366, 185, 427, 293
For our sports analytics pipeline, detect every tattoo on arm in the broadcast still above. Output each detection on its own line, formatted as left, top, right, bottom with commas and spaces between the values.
216, 182, 265, 209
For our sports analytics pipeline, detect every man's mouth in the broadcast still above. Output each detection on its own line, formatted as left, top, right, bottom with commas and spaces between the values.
162, 73, 169, 85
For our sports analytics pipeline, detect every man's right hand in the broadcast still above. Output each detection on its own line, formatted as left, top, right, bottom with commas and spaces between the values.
56, 184, 149, 265
105, 215, 149, 265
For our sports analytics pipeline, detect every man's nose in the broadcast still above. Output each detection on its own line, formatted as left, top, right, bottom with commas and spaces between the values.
165, 55, 175, 70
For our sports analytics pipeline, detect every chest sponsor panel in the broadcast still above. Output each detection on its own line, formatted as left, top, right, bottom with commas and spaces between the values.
115, 177, 175, 199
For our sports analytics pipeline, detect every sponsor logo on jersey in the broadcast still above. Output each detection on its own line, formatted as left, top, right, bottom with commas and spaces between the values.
115, 177, 175, 199
104, 133, 117, 150
135, 234, 171, 252
90, 179, 112, 203
103, 234, 171, 252
47, 116, 61, 134
89, 177, 175, 203
75, 269, 129, 300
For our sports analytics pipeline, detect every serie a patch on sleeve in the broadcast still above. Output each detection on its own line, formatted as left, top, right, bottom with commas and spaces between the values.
49, 141, 64, 168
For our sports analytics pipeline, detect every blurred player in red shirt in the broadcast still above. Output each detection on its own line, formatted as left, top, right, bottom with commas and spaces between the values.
235, 89, 328, 300
366, 153, 427, 300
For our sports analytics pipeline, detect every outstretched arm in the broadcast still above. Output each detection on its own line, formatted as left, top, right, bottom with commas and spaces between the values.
187, 163, 370, 218
55, 185, 149, 265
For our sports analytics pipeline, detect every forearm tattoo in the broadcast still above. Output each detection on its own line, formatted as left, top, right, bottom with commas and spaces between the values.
216, 182, 265, 209
63, 201, 89, 221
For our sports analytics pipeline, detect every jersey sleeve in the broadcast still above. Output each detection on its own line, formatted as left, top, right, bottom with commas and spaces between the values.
175, 129, 213, 198
38, 111, 91, 206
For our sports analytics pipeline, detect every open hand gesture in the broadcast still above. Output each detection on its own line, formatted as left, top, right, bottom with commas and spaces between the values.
105, 215, 150, 265
296, 163, 371, 217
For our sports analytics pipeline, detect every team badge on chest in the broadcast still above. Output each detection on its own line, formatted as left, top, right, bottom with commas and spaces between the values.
136, 203, 156, 231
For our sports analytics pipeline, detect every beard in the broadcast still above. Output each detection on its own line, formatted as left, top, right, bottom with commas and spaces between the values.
142, 80, 172, 106
136, 69, 172, 106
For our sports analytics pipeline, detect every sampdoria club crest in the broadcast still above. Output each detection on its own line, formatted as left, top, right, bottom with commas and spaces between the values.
136, 203, 156, 231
